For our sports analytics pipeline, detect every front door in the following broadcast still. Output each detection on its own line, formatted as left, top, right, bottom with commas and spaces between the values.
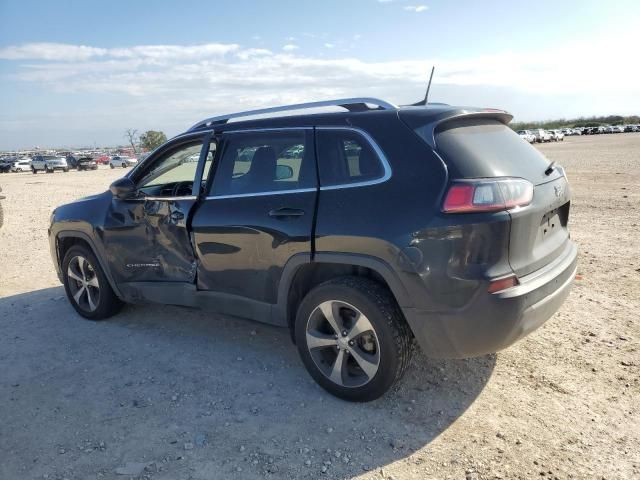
191, 128, 317, 305
102, 133, 214, 284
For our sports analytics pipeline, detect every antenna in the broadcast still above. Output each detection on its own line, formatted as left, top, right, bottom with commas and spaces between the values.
411, 66, 435, 106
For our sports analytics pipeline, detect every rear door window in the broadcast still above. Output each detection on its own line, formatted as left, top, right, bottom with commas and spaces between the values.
316, 129, 385, 187
210, 130, 314, 196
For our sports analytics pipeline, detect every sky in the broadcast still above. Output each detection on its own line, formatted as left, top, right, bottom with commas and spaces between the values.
1, 0, 639, 149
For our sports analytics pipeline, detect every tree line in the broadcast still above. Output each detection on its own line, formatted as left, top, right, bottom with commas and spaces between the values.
124, 129, 168, 153
511, 114, 640, 131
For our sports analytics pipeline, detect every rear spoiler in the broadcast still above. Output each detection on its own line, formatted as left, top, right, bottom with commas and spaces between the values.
400, 107, 513, 149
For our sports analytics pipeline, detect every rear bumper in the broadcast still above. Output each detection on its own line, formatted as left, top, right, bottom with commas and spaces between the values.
403, 241, 577, 358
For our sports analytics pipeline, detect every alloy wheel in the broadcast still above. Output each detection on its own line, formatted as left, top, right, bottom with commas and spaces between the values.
305, 300, 380, 388
67, 255, 101, 312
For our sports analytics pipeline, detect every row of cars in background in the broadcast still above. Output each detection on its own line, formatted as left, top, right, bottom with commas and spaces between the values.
518, 124, 640, 143
0, 154, 139, 173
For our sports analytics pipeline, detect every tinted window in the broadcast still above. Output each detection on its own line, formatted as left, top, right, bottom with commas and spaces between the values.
211, 130, 314, 196
316, 129, 384, 187
427, 119, 554, 185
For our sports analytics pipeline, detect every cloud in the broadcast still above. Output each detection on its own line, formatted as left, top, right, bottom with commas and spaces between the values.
282, 44, 299, 52
324, 43, 336, 49
0, 42, 239, 61
0, 43, 108, 61
404, 5, 429, 12
1, 38, 639, 147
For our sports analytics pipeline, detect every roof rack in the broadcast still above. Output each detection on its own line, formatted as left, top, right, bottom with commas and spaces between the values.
188, 97, 397, 131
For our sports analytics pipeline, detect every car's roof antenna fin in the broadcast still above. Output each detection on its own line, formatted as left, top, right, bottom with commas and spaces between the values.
411, 66, 435, 106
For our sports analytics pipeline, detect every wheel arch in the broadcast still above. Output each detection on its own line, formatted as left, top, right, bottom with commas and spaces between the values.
277, 253, 413, 343
56, 231, 123, 299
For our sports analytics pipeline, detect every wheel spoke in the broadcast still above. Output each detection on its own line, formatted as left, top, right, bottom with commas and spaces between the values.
306, 330, 338, 350
329, 348, 346, 386
73, 285, 86, 303
77, 257, 87, 280
349, 348, 379, 379
86, 275, 99, 288
319, 301, 342, 335
67, 267, 83, 283
86, 287, 97, 311
347, 312, 374, 340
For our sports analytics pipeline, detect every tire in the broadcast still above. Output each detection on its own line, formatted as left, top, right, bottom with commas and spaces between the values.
16, 168, 22, 172
63, 168, 69, 172
294, 276, 413, 402
32, 168, 37, 174
122, 163, 127, 168
110, 163, 115, 169
62, 244, 123, 320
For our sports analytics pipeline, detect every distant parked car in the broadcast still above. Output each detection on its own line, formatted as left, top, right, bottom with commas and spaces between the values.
11, 159, 32, 172
517, 130, 536, 143
623, 125, 636, 132
66, 155, 79, 169
550, 130, 565, 141
529, 128, 552, 143
76, 157, 98, 171
0, 159, 13, 173
110, 156, 138, 168
31, 155, 69, 173
95, 155, 111, 165
611, 125, 624, 133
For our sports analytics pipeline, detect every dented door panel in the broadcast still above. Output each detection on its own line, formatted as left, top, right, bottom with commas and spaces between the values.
101, 197, 198, 283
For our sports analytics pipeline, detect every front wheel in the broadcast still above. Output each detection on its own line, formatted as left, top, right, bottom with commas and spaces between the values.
110, 163, 115, 169
32, 168, 37, 174
122, 163, 127, 168
62, 245, 123, 320
295, 277, 413, 402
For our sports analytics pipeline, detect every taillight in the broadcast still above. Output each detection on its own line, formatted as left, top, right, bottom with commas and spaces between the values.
442, 178, 533, 213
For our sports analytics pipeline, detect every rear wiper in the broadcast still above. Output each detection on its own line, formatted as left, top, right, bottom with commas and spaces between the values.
545, 161, 556, 176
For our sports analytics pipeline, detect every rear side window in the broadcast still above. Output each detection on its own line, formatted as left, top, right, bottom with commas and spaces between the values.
425, 119, 552, 185
317, 129, 385, 187
211, 130, 314, 196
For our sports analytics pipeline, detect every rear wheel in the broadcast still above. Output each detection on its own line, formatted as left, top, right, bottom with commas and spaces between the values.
122, 163, 127, 168
62, 245, 123, 320
295, 277, 413, 402
110, 163, 115, 169
32, 168, 37, 174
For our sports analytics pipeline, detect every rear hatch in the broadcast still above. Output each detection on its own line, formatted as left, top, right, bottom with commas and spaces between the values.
408, 114, 571, 278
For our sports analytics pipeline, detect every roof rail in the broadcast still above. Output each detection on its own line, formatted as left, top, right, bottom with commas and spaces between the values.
188, 97, 397, 131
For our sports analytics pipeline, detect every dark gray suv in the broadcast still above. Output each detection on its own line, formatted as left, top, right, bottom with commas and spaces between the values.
48, 98, 577, 401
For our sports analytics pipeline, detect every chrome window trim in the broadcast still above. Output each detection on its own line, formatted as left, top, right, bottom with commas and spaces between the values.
124, 195, 198, 202
206, 188, 316, 200
203, 126, 391, 200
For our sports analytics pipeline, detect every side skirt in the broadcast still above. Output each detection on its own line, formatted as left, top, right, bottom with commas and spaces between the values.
118, 282, 284, 327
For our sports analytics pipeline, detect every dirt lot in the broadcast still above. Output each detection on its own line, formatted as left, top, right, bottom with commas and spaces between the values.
1, 134, 638, 480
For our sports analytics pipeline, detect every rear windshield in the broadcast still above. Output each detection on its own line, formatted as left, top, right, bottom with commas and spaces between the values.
422, 119, 554, 185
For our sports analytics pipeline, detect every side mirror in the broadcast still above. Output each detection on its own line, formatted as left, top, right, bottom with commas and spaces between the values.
109, 177, 136, 199
275, 164, 294, 181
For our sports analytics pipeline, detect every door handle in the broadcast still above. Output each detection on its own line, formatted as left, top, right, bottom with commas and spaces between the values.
268, 207, 305, 218
170, 211, 185, 221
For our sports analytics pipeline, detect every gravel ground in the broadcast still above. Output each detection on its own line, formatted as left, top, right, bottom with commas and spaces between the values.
0, 134, 638, 480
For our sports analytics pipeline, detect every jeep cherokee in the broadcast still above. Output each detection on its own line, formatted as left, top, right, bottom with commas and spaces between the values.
48, 98, 577, 401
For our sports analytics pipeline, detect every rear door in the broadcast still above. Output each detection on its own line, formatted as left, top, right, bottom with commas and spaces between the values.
191, 128, 317, 304
101, 133, 214, 284
428, 117, 572, 277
